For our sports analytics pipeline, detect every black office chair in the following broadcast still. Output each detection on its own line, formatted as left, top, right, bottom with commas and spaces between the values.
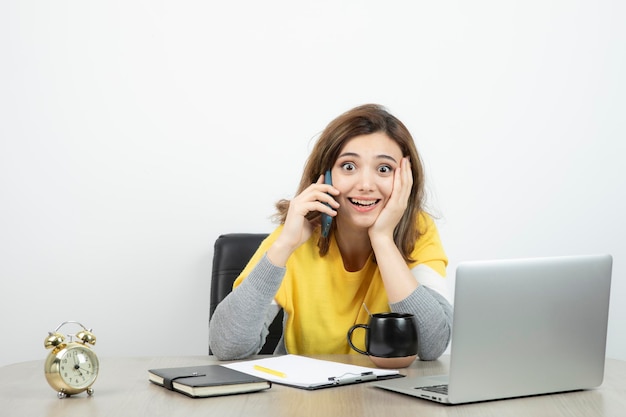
209, 233, 284, 355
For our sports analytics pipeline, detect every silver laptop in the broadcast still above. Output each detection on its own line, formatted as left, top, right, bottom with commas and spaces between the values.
375, 254, 613, 404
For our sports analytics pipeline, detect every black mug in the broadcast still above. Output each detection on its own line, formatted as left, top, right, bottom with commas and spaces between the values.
347, 312, 418, 368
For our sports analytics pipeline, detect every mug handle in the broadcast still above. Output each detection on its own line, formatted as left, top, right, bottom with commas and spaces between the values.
347, 324, 369, 355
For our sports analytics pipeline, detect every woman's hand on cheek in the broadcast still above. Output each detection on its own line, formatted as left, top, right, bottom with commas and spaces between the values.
369, 157, 413, 240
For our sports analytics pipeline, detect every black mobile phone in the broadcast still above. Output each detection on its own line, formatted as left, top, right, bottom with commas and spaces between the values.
320, 170, 333, 238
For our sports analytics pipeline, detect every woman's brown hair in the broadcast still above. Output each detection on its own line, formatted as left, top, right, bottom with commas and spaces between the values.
275, 104, 426, 262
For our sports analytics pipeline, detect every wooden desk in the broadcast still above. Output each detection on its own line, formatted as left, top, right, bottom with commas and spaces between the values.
1, 355, 625, 417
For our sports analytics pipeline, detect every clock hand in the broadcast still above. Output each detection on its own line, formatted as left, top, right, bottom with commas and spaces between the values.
72, 357, 85, 376
77, 365, 93, 374
73, 364, 84, 376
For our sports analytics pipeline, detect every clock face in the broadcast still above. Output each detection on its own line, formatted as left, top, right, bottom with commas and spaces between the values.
58, 346, 99, 389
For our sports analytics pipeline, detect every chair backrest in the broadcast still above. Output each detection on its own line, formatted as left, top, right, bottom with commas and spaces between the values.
209, 233, 283, 354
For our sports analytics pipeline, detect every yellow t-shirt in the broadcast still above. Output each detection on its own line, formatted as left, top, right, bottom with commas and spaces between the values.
233, 213, 447, 355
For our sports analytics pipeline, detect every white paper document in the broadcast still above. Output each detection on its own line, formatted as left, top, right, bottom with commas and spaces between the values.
223, 355, 402, 390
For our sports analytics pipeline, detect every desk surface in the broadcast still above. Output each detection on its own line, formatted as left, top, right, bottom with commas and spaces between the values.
1, 355, 625, 417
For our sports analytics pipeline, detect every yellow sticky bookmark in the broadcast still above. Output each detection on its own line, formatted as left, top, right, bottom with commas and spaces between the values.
253, 364, 287, 378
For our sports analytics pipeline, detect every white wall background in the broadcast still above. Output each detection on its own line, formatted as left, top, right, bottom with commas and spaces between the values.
1, 0, 624, 367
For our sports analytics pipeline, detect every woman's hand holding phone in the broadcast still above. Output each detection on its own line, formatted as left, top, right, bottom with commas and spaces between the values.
267, 174, 339, 267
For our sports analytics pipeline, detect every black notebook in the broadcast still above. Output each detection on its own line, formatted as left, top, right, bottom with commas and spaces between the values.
148, 364, 271, 398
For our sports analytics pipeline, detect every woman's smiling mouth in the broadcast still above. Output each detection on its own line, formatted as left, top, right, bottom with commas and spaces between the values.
348, 198, 381, 211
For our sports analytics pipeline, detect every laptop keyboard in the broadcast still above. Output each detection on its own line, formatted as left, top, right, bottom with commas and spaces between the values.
419, 384, 449, 395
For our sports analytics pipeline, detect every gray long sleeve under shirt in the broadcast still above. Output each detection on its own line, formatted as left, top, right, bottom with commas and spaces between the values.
209, 254, 453, 361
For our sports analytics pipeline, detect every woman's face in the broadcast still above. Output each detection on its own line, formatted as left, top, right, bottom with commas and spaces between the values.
331, 132, 404, 232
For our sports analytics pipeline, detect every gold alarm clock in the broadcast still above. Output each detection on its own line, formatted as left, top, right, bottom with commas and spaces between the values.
44, 321, 99, 399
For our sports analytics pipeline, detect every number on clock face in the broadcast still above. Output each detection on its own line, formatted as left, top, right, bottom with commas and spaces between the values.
59, 348, 98, 388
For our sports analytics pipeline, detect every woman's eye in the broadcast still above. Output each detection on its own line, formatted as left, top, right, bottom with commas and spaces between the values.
341, 162, 356, 172
378, 165, 392, 174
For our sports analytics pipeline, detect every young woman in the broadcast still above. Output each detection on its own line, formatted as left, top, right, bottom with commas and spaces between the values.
209, 104, 452, 360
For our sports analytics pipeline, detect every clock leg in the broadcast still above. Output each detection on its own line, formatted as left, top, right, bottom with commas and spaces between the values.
87, 387, 94, 396
57, 391, 67, 399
